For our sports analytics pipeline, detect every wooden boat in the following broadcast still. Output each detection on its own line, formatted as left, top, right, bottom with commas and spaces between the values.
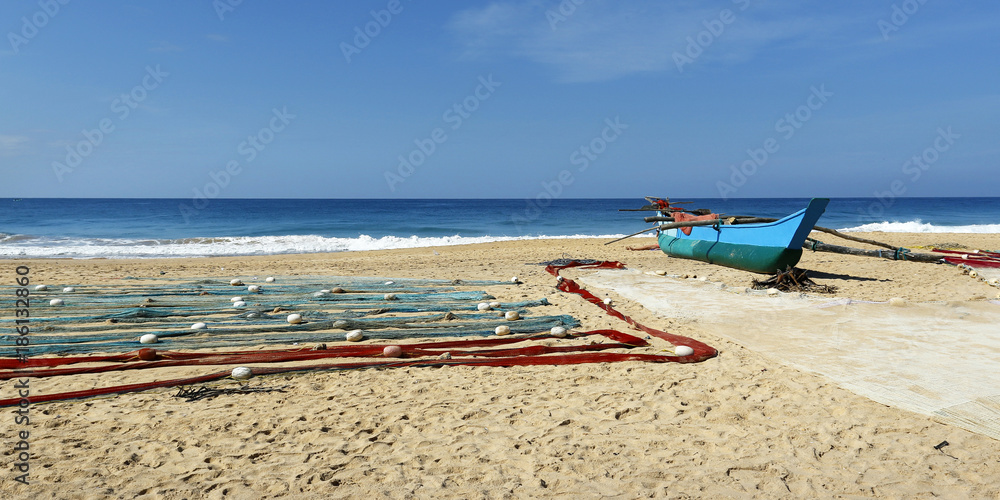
654, 198, 830, 273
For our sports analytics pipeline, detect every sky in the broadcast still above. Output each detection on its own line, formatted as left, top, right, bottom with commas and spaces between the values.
1, 0, 998, 199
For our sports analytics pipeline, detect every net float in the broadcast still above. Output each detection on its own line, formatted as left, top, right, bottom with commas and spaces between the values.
674, 345, 695, 356
232, 367, 253, 380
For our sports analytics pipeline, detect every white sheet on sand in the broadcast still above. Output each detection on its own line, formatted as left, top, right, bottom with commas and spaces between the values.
580, 269, 1000, 441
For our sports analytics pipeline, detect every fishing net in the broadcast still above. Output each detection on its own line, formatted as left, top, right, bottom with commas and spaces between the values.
1, 267, 717, 407
2, 276, 575, 357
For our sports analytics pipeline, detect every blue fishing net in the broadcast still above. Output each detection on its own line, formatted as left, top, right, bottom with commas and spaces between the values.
2, 276, 579, 356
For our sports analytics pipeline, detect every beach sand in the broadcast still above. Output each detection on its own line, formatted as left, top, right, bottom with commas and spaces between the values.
4, 232, 1000, 498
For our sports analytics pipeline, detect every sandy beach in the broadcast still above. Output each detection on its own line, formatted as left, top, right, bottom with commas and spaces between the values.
4, 232, 1000, 499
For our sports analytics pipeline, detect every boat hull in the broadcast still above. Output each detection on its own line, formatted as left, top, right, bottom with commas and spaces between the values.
657, 235, 804, 273
657, 198, 829, 274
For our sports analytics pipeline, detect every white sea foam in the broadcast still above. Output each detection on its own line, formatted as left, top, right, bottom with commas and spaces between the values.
0, 233, 645, 259
841, 221, 1000, 234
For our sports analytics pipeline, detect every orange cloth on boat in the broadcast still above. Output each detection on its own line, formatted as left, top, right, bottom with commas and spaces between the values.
673, 212, 719, 235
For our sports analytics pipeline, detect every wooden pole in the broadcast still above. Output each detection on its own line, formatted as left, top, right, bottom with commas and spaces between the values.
803, 240, 943, 263
620, 207, 709, 213
604, 226, 661, 245
714, 216, 902, 251
810, 226, 900, 251
643, 216, 675, 223
672, 214, 909, 252
604, 217, 773, 245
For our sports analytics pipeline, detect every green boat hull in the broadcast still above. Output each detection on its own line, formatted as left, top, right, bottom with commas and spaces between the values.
657, 233, 804, 274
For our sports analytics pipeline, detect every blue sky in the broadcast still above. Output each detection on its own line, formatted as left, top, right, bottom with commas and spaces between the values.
1, 0, 997, 199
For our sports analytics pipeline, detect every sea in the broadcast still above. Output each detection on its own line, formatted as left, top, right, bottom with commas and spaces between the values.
2, 198, 999, 259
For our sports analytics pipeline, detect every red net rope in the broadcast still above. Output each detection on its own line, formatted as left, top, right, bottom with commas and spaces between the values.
544, 260, 717, 363
933, 248, 1000, 269
932, 248, 1000, 259
0, 330, 650, 381
0, 329, 648, 372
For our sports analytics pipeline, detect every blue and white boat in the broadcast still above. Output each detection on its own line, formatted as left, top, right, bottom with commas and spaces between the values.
656, 198, 830, 274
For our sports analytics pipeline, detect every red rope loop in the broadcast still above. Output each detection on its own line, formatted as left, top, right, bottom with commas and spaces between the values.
545, 260, 718, 363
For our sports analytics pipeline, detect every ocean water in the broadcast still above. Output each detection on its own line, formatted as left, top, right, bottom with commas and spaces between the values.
1, 198, 998, 259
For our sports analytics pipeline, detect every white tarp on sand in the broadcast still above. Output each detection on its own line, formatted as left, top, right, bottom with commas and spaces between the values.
580, 269, 1000, 441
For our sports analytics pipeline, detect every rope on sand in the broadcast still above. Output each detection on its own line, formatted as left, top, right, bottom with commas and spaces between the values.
543, 260, 718, 363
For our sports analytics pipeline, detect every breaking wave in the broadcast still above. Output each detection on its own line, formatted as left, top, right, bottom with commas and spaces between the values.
0, 233, 638, 259
840, 221, 1000, 233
